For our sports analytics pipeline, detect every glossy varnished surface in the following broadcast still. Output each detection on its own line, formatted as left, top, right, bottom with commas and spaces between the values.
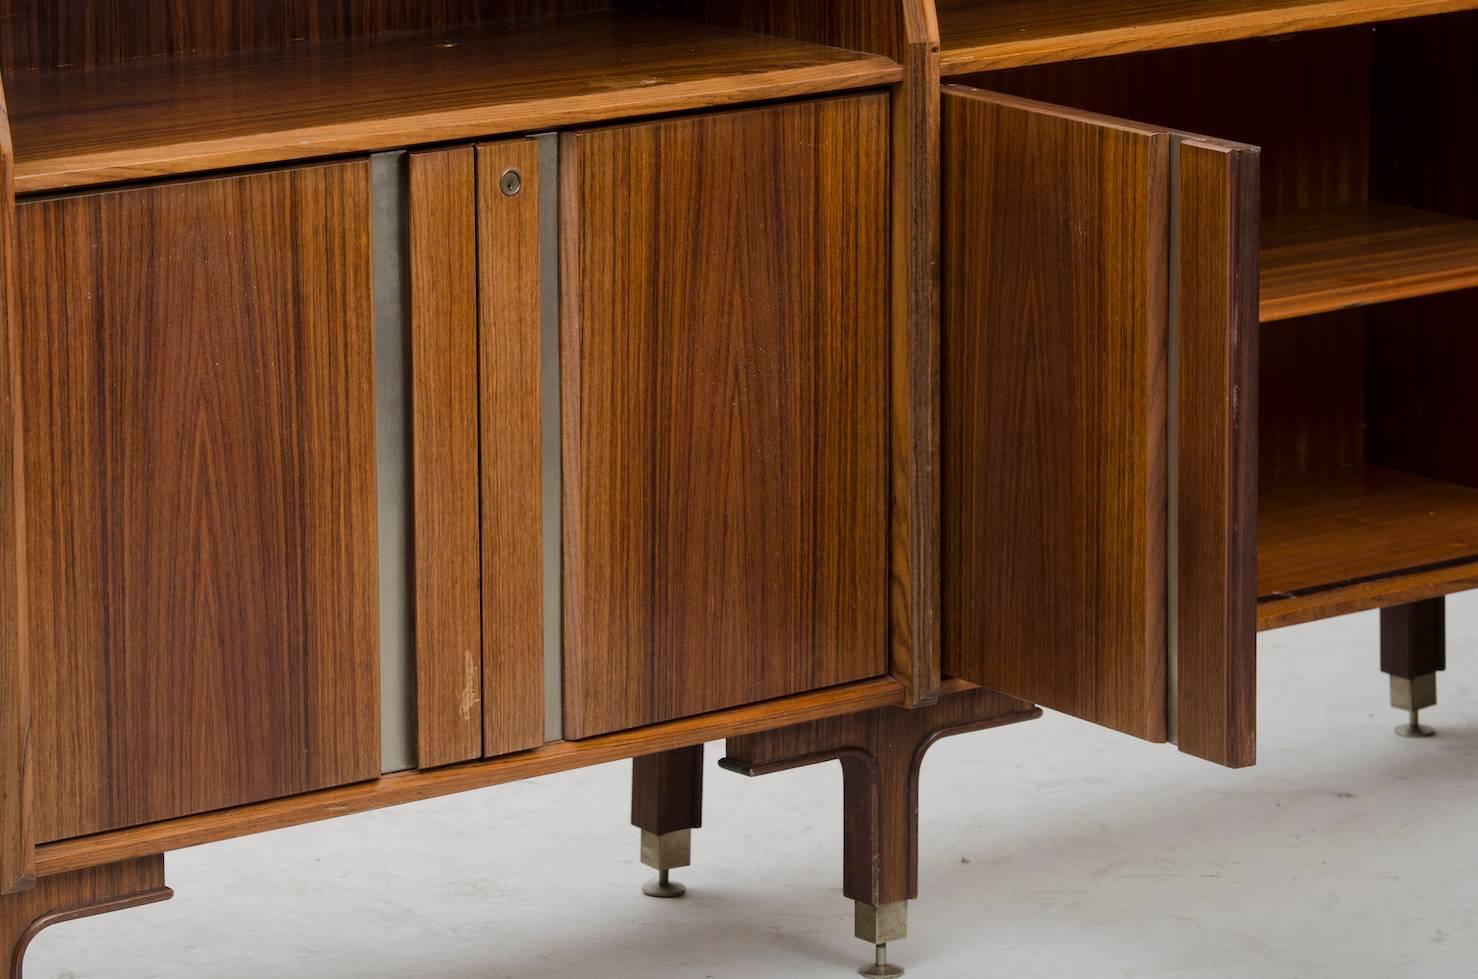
1258, 465, 1478, 630
18, 163, 381, 841
1175, 139, 1259, 768
1260, 203, 1478, 322
410, 147, 483, 769
937, 0, 1478, 74
35, 678, 906, 877
561, 95, 889, 739
478, 138, 547, 758
941, 87, 1168, 742
0, 83, 32, 895
0, 0, 606, 71
4, 10, 902, 193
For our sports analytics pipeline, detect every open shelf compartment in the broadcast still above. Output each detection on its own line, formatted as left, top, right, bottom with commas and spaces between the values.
2, 8, 902, 194
1257, 465, 1478, 630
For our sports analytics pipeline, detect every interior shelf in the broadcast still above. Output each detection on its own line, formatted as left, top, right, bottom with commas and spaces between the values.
1260, 202, 1478, 323
938, 0, 1478, 74
2, 10, 902, 194
1257, 464, 1478, 630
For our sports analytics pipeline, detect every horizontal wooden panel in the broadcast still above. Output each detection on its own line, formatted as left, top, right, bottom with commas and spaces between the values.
5, 10, 902, 193
1258, 465, 1478, 629
34, 677, 907, 877
938, 0, 1478, 74
1261, 202, 1478, 322
19, 162, 381, 841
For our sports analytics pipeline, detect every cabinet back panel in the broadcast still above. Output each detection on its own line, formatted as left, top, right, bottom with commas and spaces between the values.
1258, 311, 1367, 493
962, 27, 1372, 216
0, 0, 607, 71
18, 162, 381, 841
1367, 12, 1478, 490
560, 95, 890, 738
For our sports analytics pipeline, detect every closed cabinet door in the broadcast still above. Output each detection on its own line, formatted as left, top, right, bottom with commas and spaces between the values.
18, 161, 381, 839
560, 94, 891, 739
941, 86, 1260, 767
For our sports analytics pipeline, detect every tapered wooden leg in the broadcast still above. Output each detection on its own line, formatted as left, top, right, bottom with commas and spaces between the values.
1382, 598, 1446, 737
721, 686, 1039, 976
631, 745, 704, 898
0, 855, 171, 978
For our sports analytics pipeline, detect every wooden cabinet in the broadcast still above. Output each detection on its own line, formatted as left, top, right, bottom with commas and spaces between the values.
16, 162, 381, 840
560, 94, 891, 738
940, 86, 1259, 767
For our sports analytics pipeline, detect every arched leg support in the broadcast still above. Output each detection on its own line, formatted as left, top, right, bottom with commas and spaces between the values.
1382, 598, 1445, 737
1, 855, 171, 978
631, 745, 704, 898
721, 686, 1039, 976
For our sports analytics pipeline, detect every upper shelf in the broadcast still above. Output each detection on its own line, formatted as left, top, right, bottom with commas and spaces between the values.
2, 10, 901, 194
1260, 202, 1478, 323
938, 0, 1478, 74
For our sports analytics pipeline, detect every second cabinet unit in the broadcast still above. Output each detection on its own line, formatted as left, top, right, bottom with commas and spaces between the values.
560, 94, 891, 738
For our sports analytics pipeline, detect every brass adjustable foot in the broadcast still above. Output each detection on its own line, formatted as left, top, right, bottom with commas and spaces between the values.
1391, 674, 1437, 738
856, 901, 907, 977
639, 829, 690, 898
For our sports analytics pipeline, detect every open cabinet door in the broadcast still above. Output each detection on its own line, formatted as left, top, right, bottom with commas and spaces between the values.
941, 86, 1258, 767
0, 80, 33, 894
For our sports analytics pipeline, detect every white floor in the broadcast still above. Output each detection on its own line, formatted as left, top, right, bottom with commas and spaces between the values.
27, 594, 1478, 979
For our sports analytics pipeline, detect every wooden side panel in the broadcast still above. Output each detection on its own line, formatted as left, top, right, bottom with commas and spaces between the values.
941, 88, 1169, 741
410, 147, 482, 768
478, 138, 546, 757
887, 0, 943, 707
1175, 138, 1258, 767
19, 162, 380, 841
0, 0, 607, 71
0, 82, 33, 895
562, 95, 889, 739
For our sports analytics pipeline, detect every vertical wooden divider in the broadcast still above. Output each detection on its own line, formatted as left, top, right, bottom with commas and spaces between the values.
0, 78, 35, 895
478, 139, 548, 756
410, 147, 485, 768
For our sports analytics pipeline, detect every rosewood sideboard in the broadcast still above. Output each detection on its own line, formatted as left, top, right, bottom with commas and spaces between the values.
1, 1, 1474, 975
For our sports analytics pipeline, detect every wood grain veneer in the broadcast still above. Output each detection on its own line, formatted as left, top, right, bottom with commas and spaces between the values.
561, 94, 890, 739
0, 855, 171, 978
410, 147, 483, 769
942, 87, 1168, 742
1260, 203, 1478, 322
478, 138, 547, 757
0, 81, 32, 896
1175, 138, 1259, 768
634, 0, 945, 708
18, 162, 381, 841
0, 0, 607, 71
937, 0, 1478, 74
3, 11, 903, 194
34, 678, 906, 877
1258, 465, 1478, 630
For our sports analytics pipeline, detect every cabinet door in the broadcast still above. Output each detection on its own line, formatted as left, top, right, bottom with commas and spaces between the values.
941, 87, 1259, 767
561, 94, 890, 739
19, 162, 380, 840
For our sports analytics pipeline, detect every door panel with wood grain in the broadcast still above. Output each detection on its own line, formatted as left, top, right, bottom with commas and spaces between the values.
941, 86, 1258, 766
18, 161, 381, 841
561, 94, 890, 739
